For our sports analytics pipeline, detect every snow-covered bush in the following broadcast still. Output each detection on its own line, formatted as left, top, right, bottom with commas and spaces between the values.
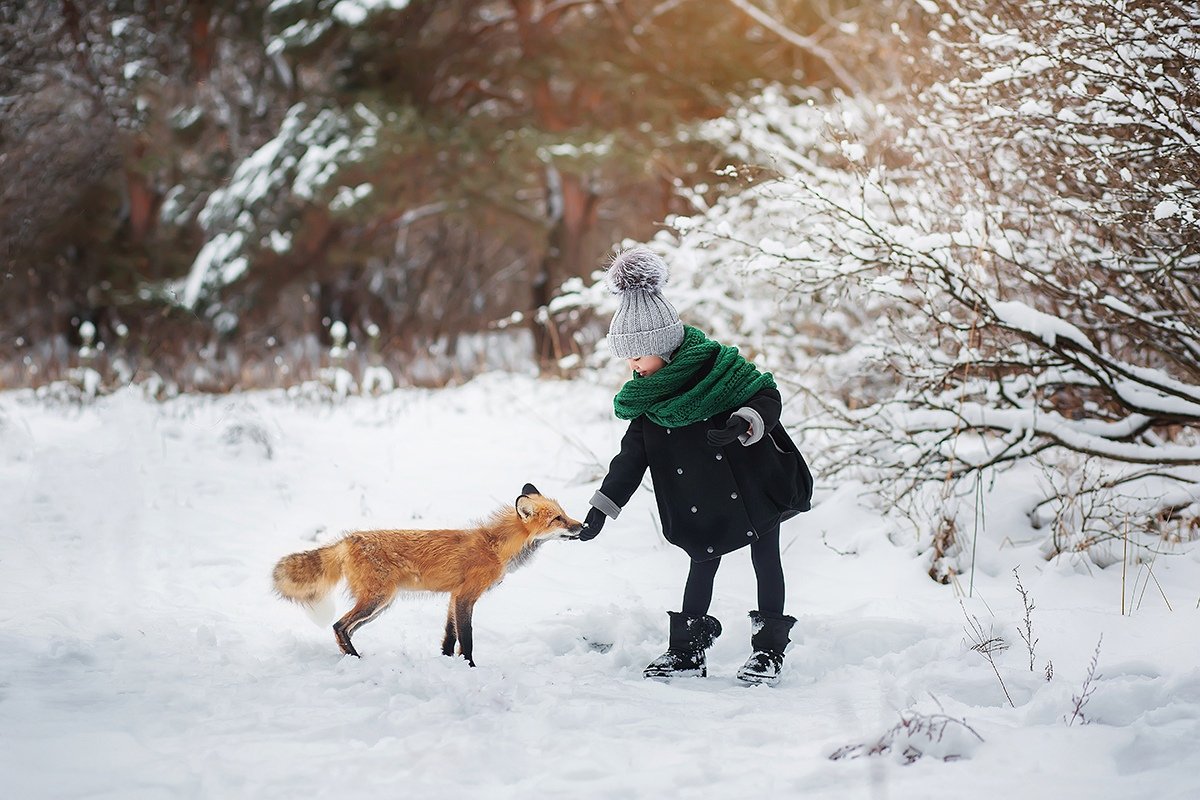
556, 0, 1200, 558
816, 0, 1200, 549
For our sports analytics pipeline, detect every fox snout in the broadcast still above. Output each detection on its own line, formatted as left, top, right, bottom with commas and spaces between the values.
558, 518, 585, 540
540, 511, 585, 541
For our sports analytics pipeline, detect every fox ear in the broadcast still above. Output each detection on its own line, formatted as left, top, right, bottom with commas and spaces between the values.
515, 494, 535, 521
521, 482, 540, 496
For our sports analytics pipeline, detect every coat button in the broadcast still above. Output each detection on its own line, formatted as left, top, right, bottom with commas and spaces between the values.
746, 531, 755, 538
691, 506, 698, 513
706, 546, 715, 553
677, 468, 684, 475
666, 428, 672, 434
730, 492, 738, 499
715, 453, 723, 461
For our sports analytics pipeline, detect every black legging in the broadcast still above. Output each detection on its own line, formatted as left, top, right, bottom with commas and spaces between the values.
681, 526, 785, 615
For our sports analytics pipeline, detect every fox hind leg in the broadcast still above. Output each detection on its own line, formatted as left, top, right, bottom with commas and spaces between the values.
332, 599, 389, 658
441, 597, 457, 657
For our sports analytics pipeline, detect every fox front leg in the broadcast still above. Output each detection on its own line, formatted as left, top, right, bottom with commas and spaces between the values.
453, 595, 478, 667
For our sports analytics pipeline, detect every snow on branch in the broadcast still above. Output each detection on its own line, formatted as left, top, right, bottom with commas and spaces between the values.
176, 103, 380, 313
892, 404, 1200, 466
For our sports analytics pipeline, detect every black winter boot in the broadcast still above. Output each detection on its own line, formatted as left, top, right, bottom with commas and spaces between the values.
736, 610, 797, 686
643, 611, 722, 679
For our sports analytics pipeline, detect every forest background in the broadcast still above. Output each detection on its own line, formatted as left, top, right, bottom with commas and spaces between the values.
2, 0, 873, 389
3, 0, 1199, 562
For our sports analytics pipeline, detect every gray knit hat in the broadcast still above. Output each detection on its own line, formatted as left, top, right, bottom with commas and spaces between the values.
604, 246, 685, 360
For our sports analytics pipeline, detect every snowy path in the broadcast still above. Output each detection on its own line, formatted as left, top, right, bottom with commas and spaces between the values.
2, 376, 1198, 799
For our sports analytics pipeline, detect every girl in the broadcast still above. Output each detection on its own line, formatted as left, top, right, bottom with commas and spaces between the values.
579, 246, 813, 685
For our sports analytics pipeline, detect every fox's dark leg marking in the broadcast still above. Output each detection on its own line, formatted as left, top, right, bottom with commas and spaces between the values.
454, 595, 477, 667
332, 618, 361, 657
333, 601, 386, 658
441, 598, 457, 657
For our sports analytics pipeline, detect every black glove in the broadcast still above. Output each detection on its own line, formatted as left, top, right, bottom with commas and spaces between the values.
579, 507, 607, 541
706, 417, 748, 447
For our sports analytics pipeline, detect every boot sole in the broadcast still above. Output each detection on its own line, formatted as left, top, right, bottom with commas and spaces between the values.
736, 670, 780, 686
644, 668, 706, 680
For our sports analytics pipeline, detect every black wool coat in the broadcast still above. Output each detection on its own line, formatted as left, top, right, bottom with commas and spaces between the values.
595, 366, 814, 562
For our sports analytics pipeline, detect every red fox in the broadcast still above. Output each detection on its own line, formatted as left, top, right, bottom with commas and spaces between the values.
272, 483, 583, 665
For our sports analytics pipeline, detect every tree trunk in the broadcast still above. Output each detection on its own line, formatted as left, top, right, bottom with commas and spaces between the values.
532, 165, 598, 363
124, 138, 156, 245
188, 3, 215, 82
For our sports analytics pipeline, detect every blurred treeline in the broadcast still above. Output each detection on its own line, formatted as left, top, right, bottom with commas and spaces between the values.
0, 0, 867, 391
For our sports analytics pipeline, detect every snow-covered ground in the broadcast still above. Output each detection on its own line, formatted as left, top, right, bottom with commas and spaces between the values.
2, 375, 1198, 799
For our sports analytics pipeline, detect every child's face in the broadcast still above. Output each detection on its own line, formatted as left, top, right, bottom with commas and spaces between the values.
627, 355, 666, 377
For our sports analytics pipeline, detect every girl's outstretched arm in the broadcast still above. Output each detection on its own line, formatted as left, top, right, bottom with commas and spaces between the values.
591, 416, 647, 519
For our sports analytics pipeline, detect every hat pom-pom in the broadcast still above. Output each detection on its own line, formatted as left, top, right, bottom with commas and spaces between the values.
605, 246, 669, 294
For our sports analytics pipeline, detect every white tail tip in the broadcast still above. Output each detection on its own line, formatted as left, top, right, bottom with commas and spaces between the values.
302, 593, 337, 628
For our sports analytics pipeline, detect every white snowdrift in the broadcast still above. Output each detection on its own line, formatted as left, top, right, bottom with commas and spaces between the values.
1, 376, 1198, 799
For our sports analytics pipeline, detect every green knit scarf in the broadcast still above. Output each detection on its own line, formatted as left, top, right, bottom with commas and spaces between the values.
614, 326, 776, 428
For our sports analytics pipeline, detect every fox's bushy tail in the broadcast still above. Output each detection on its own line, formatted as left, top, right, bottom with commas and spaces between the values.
273, 541, 346, 627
